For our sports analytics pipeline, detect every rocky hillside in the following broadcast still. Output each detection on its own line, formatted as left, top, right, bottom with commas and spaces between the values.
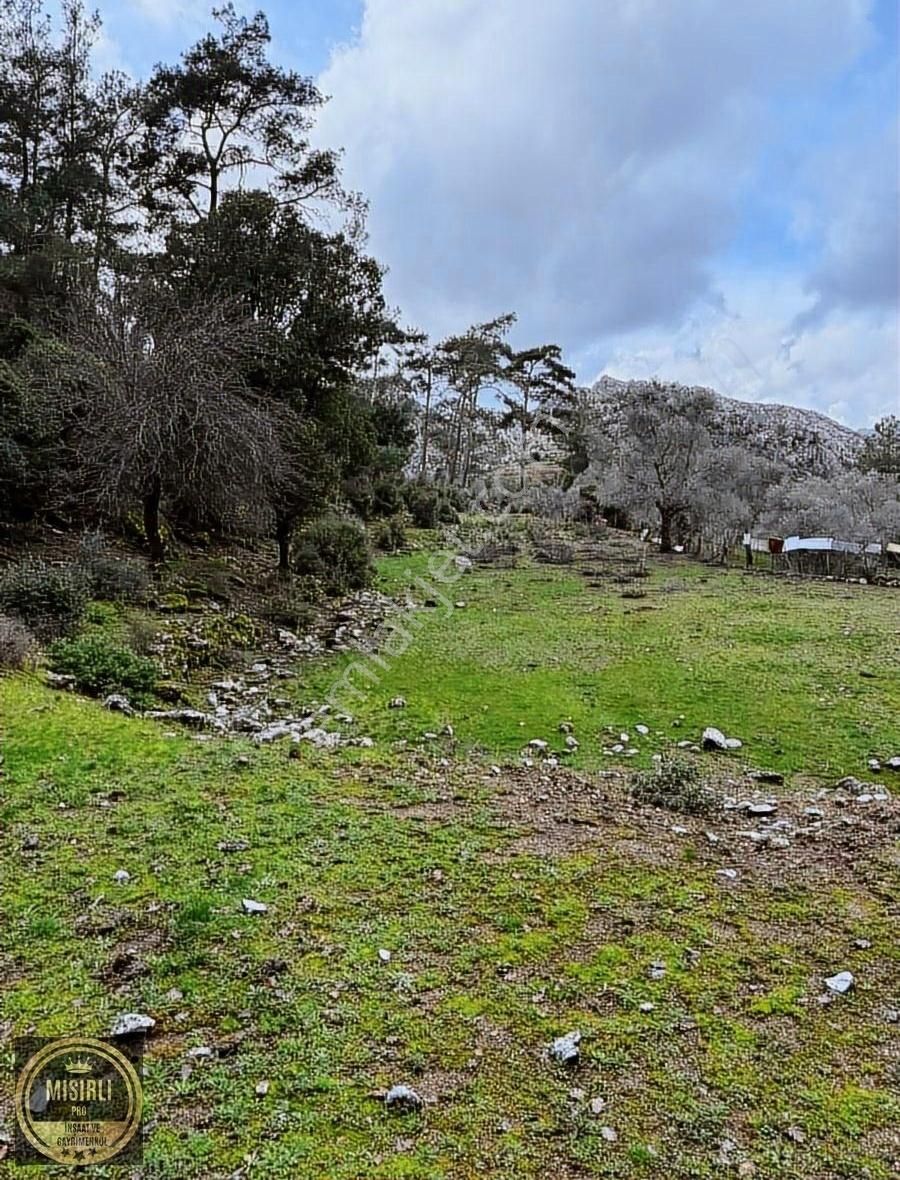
587, 376, 864, 475
416, 377, 864, 483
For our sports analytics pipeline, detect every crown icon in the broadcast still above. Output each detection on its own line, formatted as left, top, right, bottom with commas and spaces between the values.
65, 1058, 94, 1075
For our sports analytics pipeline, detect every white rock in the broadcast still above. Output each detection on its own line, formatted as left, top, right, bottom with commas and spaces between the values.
600, 1126, 618, 1142
725, 737, 743, 750
378, 948, 392, 963
747, 802, 777, 816
565, 736, 579, 750
824, 971, 854, 995
639, 1002, 655, 1013
702, 726, 729, 751
389, 697, 407, 709
528, 739, 548, 752
549, 1030, 581, 1065
241, 898, 268, 915
636, 724, 649, 736
113, 869, 131, 885
385, 1084, 423, 1111
111, 1012, 155, 1037
590, 1097, 606, 1115
717, 868, 738, 880
255, 1080, 269, 1096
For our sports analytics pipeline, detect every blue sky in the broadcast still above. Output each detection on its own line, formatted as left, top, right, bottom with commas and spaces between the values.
92, 0, 898, 426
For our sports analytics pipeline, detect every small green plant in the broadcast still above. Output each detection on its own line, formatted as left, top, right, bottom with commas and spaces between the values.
0, 614, 37, 671
631, 755, 716, 815
0, 558, 89, 638
48, 633, 158, 701
293, 515, 374, 596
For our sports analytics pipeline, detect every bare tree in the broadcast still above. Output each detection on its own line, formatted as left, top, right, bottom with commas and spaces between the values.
46, 283, 281, 560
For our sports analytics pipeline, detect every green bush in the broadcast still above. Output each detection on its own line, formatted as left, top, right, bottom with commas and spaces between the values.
0, 613, 37, 671
293, 516, 374, 596
77, 531, 149, 602
404, 484, 459, 529
0, 558, 89, 638
372, 514, 407, 552
631, 756, 716, 815
48, 633, 158, 701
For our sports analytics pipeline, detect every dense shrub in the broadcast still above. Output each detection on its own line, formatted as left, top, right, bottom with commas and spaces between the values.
293, 516, 374, 596
0, 558, 89, 638
372, 514, 407, 552
48, 633, 158, 700
77, 531, 150, 602
0, 614, 37, 671
630, 756, 716, 815
404, 484, 459, 529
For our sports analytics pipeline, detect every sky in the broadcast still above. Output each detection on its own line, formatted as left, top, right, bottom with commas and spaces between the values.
91, 0, 898, 427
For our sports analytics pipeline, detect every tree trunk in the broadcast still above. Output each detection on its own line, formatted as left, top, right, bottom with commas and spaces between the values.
276, 514, 293, 575
658, 502, 674, 553
143, 477, 164, 563
419, 363, 432, 477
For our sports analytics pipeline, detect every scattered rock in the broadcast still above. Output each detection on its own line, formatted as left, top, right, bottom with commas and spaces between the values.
385, 1084, 423, 1112
885, 756, 900, 772
702, 726, 729, 751
241, 898, 268, 915
747, 802, 777, 816
22, 833, 39, 850
255, 1080, 269, 1097
549, 1030, 581, 1066
639, 1002, 655, 1013
565, 736, 579, 750
853, 939, 872, 950
824, 971, 854, 995
103, 694, 134, 715
378, 948, 392, 963
113, 869, 131, 885
45, 671, 76, 691
111, 1012, 155, 1037
635, 724, 649, 736
218, 838, 249, 853
389, 697, 407, 709
527, 739, 548, 752
751, 770, 784, 786
186, 1045, 214, 1059
600, 1126, 618, 1142
717, 868, 739, 881
725, 737, 743, 750
146, 708, 220, 731
589, 1097, 606, 1115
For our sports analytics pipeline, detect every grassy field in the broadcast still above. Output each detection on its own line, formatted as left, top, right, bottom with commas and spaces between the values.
1, 547, 898, 1178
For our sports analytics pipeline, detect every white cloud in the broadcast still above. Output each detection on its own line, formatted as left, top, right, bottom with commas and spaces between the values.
314, 1, 899, 421
317, 1, 869, 338
602, 273, 898, 427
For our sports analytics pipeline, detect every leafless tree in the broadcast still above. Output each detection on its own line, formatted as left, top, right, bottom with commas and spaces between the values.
46, 283, 283, 560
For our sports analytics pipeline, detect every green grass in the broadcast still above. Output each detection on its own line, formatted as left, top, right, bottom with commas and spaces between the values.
0, 548, 898, 1178
294, 554, 900, 779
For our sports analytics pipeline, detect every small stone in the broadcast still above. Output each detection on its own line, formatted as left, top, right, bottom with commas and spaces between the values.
22, 833, 40, 851
648, 961, 666, 980
111, 1012, 155, 1037
702, 726, 729, 751
255, 1080, 269, 1097
490, 765, 502, 776
804, 807, 824, 818
853, 939, 872, 950
103, 694, 134, 715
600, 1126, 618, 1142
389, 697, 407, 709
725, 737, 743, 750
786, 1125, 806, 1144
589, 1096, 606, 1115
885, 755, 900, 772
378, 948, 392, 963
559, 722, 574, 734
565, 736, 579, 750
717, 868, 738, 880
241, 898, 268, 915
751, 770, 784, 785
165, 988, 184, 1003
186, 1046, 213, 1059
528, 739, 548, 752
705, 831, 719, 844
385, 1084, 423, 1112
639, 1002, 655, 1013
635, 724, 649, 736
619, 732, 630, 743
442, 724, 454, 738
549, 1030, 581, 1066
747, 801, 777, 816
113, 869, 131, 885
824, 971, 854, 995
